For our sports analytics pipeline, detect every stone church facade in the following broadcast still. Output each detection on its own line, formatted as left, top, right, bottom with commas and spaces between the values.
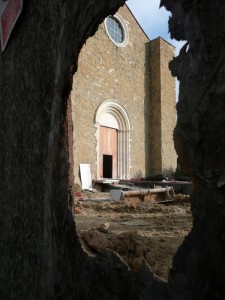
69, 5, 177, 184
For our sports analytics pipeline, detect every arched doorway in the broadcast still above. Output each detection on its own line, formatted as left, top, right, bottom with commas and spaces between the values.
95, 100, 132, 179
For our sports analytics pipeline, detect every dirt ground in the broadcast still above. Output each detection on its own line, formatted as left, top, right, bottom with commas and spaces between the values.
73, 190, 192, 281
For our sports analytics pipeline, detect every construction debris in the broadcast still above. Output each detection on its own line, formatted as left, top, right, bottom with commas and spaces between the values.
110, 186, 175, 202
98, 223, 110, 233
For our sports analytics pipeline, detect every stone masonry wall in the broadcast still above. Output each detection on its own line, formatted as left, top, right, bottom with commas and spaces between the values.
71, 5, 150, 183
149, 38, 177, 175
149, 39, 162, 174
160, 39, 177, 173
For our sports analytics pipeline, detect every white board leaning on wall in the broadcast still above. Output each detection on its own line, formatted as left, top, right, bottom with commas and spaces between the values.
80, 164, 92, 190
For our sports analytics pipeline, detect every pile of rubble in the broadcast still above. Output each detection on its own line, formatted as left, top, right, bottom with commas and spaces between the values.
74, 193, 192, 280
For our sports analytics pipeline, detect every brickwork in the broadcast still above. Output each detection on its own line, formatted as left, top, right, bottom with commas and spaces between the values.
70, 5, 177, 183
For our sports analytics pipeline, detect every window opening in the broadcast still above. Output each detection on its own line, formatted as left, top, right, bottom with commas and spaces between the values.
104, 14, 129, 47
106, 16, 124, 44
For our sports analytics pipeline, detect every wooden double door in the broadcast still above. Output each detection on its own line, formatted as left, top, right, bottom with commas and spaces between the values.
99, 126, 118, 178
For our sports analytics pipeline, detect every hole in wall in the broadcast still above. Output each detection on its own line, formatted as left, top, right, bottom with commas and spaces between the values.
66, 3, 192, 280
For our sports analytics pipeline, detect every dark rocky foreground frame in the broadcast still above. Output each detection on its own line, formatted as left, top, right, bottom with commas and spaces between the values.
0, 0, 225, 299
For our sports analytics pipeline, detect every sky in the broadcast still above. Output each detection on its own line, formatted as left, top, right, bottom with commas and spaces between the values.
126, 0, 185, 99
126, 0, 185, 55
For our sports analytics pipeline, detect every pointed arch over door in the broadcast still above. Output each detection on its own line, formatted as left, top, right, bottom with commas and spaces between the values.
95, 100, 132, 179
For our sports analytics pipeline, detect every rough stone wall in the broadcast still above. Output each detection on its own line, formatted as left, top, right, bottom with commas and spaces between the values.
160, 39, 177, 173
1, 0, 223, 299
71, 5, 151, 182
67, 95, 75, 189
0, 1, 137, 299
149, 38, 162, 174
162, 0, 225, 298
149, 38, 177, 175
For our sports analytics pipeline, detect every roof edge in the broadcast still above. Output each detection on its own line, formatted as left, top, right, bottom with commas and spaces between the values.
149, 36, 175, 49
125, 3, 150, 42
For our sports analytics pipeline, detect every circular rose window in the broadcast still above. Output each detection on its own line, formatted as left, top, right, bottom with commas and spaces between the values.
105, 15, 129, 47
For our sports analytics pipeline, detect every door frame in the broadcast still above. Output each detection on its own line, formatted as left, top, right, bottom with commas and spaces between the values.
95, 99, 132, 179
